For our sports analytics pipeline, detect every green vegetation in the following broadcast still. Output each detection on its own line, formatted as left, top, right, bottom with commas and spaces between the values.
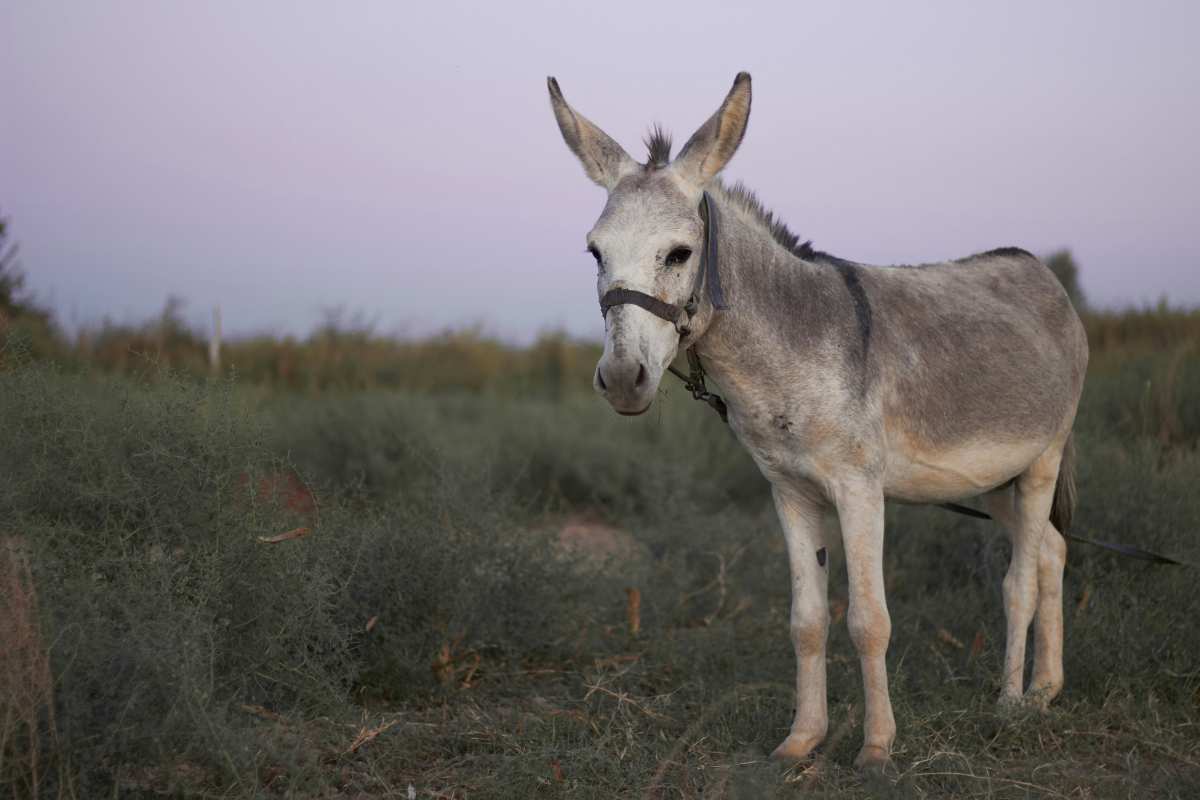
1, 240, 1199, 796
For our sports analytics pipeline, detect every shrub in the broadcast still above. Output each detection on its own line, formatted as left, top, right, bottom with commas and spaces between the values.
0, 366, 353, 792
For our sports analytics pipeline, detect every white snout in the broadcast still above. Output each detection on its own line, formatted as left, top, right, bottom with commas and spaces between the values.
595, 308, 679, 415
594, 352, 657, 414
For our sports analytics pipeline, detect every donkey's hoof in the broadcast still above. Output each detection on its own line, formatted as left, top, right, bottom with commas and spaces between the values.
854, 744, 891, 773
1023, 681, 1063, 711
996, 693, 1025, 716
770, 733, 822, 764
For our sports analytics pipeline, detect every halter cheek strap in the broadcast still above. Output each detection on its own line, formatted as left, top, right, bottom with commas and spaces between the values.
701, 191, 727, 311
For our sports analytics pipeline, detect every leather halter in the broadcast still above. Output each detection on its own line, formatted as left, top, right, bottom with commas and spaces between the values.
598, 191, 727, 336
597, 191, 729, 421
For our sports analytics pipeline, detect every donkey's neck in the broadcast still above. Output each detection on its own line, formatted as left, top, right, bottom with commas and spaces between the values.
694, 191, 869, 422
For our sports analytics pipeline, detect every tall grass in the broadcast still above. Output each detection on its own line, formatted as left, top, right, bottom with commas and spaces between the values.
59, 306, 601, 395
1, 537, 65, 799
1083, 303, 1200, 353
2, 355, 1198, 796
0, 366, 629, 795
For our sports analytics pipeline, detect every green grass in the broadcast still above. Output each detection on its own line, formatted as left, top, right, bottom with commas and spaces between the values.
2, 342, 1199, 797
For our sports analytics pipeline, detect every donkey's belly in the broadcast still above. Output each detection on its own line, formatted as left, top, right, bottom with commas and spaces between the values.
883, 435, 1051, 503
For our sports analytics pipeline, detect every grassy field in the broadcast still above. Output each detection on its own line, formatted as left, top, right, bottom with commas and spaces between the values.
1, 324, 1199, 798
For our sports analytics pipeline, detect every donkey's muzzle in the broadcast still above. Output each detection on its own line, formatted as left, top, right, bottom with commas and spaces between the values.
595, 354, 653, 415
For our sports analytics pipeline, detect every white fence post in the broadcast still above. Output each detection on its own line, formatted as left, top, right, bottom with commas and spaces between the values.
209, 306, 222, 374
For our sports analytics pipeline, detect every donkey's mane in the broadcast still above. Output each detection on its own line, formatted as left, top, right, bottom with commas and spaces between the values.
716, 180, 818, 261
644, 125, 673, 169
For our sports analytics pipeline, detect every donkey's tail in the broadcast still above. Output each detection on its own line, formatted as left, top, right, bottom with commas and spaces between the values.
1049, 432, 1077, 533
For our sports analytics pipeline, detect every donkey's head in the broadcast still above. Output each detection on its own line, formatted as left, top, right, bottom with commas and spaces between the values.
548, 73, 751, 415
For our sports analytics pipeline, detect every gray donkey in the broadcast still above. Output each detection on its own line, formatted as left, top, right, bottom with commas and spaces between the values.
547, 72, 1088, 769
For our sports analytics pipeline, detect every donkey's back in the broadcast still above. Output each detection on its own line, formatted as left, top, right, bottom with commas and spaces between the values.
858, 246, 1088, 503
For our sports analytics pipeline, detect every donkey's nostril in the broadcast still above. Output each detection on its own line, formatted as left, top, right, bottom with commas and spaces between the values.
635, 363, 647, 387
596, 367, 608, 391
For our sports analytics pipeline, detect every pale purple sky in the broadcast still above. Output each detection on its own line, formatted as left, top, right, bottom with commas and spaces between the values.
2, 1, 1198, 342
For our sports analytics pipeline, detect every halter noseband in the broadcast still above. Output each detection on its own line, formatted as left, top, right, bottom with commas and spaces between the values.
598, 191, 727, 336
597, 191, 729, 421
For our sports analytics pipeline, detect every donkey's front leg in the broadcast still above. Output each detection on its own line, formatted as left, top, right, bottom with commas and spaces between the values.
837, 481, 895, 770
769, 485, 830, 763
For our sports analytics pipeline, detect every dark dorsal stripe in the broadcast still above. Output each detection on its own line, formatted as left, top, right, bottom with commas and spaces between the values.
831, 259, 872, 365
809, 253, 872, 387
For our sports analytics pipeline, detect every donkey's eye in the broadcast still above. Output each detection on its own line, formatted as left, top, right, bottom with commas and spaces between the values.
587, 245, 603, 268
665, 247, 692, 267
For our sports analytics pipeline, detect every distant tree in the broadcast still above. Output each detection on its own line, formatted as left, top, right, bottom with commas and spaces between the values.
1, 211, 62, 360
0, 212, 25, 317
1043, 249, 1087, 310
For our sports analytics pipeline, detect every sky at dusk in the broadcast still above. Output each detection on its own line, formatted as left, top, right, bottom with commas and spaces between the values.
2, 1, 1198, 342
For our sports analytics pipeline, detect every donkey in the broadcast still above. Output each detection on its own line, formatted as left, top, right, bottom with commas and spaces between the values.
547, 72, 1088, 769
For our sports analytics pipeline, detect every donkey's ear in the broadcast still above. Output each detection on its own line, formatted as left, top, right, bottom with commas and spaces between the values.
548, 77, 638, 189
674, 72, 752, 184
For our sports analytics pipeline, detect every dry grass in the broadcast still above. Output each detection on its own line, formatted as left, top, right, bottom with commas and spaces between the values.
0, 536, 67, 799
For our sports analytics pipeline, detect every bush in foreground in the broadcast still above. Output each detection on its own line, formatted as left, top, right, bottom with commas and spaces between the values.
2, 360, 1199, 796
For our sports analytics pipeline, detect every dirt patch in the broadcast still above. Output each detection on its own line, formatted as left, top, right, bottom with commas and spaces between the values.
553, 514, 651, 577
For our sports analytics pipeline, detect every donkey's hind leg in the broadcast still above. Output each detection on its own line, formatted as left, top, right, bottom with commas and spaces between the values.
982, 446, 1062, 705
1026, 521, 1066, 707
983, 485, 1067, 708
